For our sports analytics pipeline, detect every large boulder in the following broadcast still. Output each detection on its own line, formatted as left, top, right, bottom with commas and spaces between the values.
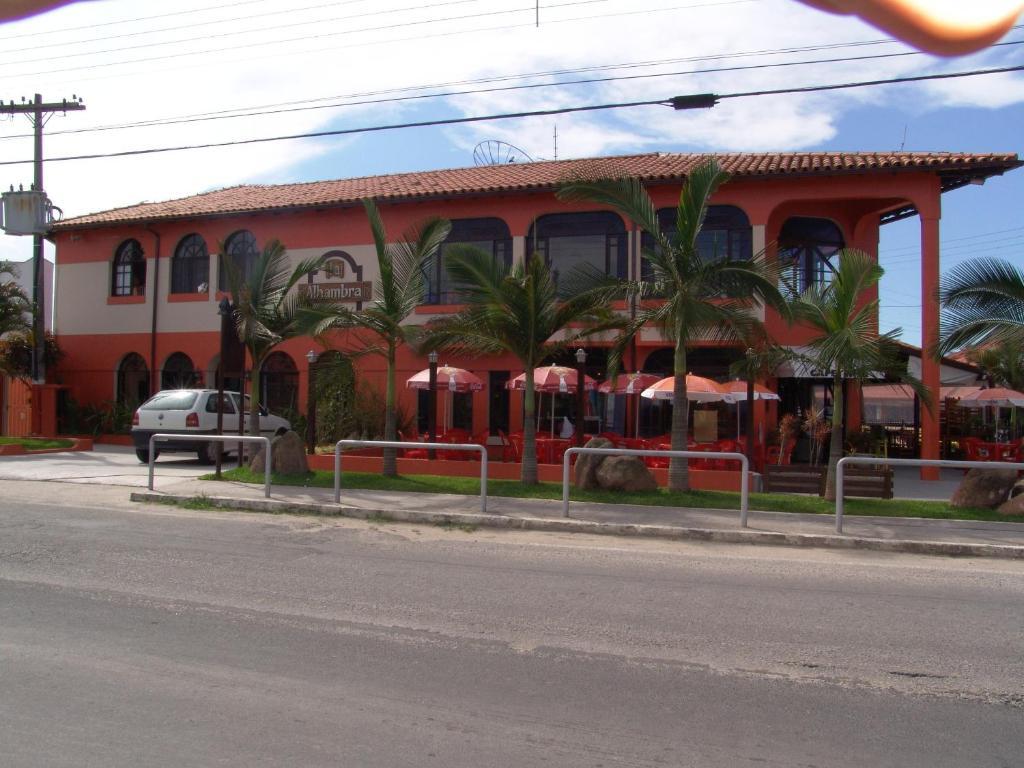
250, 430, 309, 476
950, 468, 1018, 509
574, 436, 614, 490
997, 493, 1024, 516
596, 455, 658, 492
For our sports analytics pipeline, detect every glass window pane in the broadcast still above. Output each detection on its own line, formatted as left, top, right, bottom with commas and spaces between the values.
141, 391, 198, 410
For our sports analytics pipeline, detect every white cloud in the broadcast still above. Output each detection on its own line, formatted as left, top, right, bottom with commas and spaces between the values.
0, 0, 1021, 273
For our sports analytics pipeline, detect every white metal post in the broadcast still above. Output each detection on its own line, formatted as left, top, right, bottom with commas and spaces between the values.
835, 455, 1024, 534
561, 446, 749, 525
333, 439, 488, 513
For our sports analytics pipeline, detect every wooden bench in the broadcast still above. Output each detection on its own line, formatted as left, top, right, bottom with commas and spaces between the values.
762, 463, 893, 499
841, 463, 894, 499
762, 464, 824, 494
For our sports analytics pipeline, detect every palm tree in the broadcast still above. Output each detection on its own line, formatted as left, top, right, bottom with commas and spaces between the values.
938, 257, 1024, 354
223, 239, 322, 438
558, 159, 785, 492
728, 336, 792, 463
304, 199, 451, 477
789, 248, 926, 500
424, 249, 622, 485
966, 340, 1024, 391
0, 261, 31, 337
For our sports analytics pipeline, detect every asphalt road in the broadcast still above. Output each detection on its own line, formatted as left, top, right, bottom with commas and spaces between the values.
1, 481, 1022, 767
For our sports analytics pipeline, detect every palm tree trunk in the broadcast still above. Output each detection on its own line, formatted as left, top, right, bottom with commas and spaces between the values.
824, 371, 845, 501
668, 339, 690, 492
745, 376, 755, 466
521, 367, 538, 484
248, 359, 262, 439
382, 344, 398, 477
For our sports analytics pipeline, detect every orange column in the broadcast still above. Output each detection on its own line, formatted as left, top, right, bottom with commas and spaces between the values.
920, 213, 941, 480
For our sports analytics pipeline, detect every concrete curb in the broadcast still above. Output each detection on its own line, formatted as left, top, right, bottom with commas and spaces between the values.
129, 491, 1024, 560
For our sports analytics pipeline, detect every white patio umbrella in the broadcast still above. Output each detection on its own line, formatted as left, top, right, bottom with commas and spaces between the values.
721, 380, 780, 440
957, 387, 1024, 440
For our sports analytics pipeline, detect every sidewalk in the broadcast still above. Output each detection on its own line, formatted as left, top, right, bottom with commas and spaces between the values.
134, 473, 1024, 559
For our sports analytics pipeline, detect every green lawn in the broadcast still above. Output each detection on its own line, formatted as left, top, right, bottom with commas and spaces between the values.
0, 436, 74, 450
203, 467, 1024, 524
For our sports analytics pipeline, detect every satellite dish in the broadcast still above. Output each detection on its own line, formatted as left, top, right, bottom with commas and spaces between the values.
473, 140, 534, 166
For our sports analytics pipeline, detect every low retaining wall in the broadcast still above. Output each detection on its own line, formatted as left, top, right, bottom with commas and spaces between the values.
308, 453, 750, 491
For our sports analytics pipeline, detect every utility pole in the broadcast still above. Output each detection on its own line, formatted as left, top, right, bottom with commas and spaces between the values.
0, 93, 85, 383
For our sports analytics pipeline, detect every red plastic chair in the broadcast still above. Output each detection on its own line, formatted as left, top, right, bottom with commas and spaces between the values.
468, 430, 490, 461
766, 439, 794, 466
439, 430, 471, 461
961, 437, 989, 462
508, 433, 524, 462
713, 439, 741, 470
400, 430, 428, 460
497, 429, 515, 462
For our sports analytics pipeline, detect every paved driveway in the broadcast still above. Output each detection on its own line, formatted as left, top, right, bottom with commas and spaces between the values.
0, 445, 224, 486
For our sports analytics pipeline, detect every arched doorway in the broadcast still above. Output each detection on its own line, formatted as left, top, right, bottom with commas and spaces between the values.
161, 352, 197, 390
261, 351, 298, 414
117, 353, 150, 406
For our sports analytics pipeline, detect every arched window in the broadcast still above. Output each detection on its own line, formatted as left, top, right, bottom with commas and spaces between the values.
527, 212, 626, 287
260, 351, 298, 414
117, 352, 150, 406
111, 239, 146, 297
426, 217, 512, 304
642, 205, 752, 279
218, 230, 259, 290
170, 234, 209, 294
778, 216, 845, 294
161, 352, 197, 390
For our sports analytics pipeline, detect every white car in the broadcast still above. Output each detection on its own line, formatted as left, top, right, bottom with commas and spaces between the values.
131, 389, 291, 464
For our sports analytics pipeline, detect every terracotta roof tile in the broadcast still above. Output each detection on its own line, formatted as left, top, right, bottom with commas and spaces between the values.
54, 151, 1022, 229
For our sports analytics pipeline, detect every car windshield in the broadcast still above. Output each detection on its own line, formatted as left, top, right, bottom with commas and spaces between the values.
140, 391, 199, 411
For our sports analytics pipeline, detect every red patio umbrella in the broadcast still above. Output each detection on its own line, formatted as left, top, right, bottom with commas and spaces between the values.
957, 387, 1024, 409
406, 365, 484, 393
406, 366, 483, 434
958, 387, 1024, 441
506, 365, 597, 393
599, 372, 662, 437
507, 366, 597, 438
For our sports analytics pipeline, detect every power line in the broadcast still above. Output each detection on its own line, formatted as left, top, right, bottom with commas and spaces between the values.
2, 31, 918, 140
4, 0, 757, 80
0, 0, 388, 53
12, 41, 1015, 142
1, 63, 1021, 167
2, 0, 615, 76
5, 0, 484, 64
0, 0, 278, 38
880, 224, 1024, 255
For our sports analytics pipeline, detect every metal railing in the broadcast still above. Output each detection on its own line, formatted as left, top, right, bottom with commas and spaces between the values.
835, 455, 1024, 534
333, 439, 488, 513
562, 447, 750, 525
148, 433, 272, 498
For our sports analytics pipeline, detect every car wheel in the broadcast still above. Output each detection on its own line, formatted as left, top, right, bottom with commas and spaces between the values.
196, 443, 217, 465
136, 449, 159, 463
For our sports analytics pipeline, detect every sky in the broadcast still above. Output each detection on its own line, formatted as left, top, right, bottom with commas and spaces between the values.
0, 0, 1021, 347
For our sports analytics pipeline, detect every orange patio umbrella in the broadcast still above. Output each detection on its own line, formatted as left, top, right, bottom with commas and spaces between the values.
640, 374, 731, 403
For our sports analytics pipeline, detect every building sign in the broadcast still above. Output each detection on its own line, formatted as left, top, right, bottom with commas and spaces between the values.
300, 252, 371, 303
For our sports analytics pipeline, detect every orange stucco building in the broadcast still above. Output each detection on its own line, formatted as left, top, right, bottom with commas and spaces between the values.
48, 151, 1021, 472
